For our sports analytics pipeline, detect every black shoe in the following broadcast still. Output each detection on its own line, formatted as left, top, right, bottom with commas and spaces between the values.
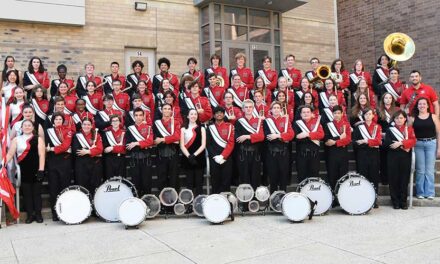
25, 216, 35, 224
35, 214, 43, 223
393, 204, 400, 209
400, 204, 408, 210
52, 215, 59, 221
373, 203, 379, 209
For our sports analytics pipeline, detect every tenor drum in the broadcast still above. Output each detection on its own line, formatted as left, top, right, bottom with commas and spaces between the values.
248, 200, 260, 212
336, 172, 376, 215
141, 194, 161, 219
235, 184, 254, 203
118, 197, 147, 227
220, 192, 238, 213
255, 186, 270, 202
203, 194, 232, 224
159, 187, 179, 206
94, 177, 137, 222
297, 177, 333, 215
269, 191, 286, 212
178, 189, 194, 205
281, 192, 312, 222
174, 203, 186, 215
193, 195, 208, 217
55, 185, 92, 225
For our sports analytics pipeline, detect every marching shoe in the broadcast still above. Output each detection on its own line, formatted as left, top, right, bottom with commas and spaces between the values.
393, 204, 400, 210
35, 214, 43, 223
25, 216, 35, 224
400, 204, 408, 210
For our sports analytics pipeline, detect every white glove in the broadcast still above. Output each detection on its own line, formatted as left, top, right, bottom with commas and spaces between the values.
213, 155, 226, 165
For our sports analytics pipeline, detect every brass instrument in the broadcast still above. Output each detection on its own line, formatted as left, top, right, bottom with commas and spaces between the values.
384, 32, 415, 67
310, 65, 331, 89
217, 75, 225, 87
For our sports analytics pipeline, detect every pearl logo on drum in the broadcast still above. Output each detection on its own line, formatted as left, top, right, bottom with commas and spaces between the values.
308, 184, 321, 191
349, 180, 361, 187
105, 184, 121, 192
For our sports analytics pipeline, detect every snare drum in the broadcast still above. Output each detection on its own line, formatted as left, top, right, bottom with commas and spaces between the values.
141, 194, 161, 219
297, 178, 333, 215
55, 185, 92, 225
94, 177, 137, 222
235, 184, 254, 203
281, 192, 312, 222
255, 186, 270, 202
193, 195, 208, 217
203, 194, 232, 224
269, 191, 285, 212
159, 187, 179, 206
174, 203, 186, 215
336, 172, 376, 215
118, 197, 147, 227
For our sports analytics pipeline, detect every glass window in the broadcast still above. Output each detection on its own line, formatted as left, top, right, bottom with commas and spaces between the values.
215, 41, 222, 56
274, 30, 280, 45
275, 46, 281, 72
224, 6, 247, 25
214, 4, 221, 22
225, 25, 247, 41
250, 27, 271, 43
201, 25, 210, 42
252, 49, 269, 75
228, 47, 246, 70
202, 42, 211, 69
214, 23, 221, 40
273, 13, 280, 28
201, 6, 209, 25
249, 9, 270, 27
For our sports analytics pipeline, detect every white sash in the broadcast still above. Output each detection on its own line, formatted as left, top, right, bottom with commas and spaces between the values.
63, 106, 72, 115
350, 73, 359, 84
204, 87, 219, 107
156, 74, 174, 90
258, 70, 271, 85
128, 111, 135, 122
184, 97, 196, 109
323, 108, 334, 122
320, 92, 330, 108
79, 76, 87, 90
130, 74, 139, 85
281, 69, 290, 80
206, 68, 214, 75
389, 127, 404, 142
231, 69, 238, 76
82, 95, 98, 115
26, 72, 40, 85
76, 133, 91, 149
105, 131, 118, 146
306, 71, 314, 81
209, 124, 228, 148
31, 99, 47, 120
252, 106, 260, 118
296, 90, 304, 99
376, 68, 388, 82
47, 128, 61, 146
54, 79, 61, 87
72, 113, 81, 124
296, 118, 320, 146
105, 75, 113, 90
227, 88, 243, 107
98, 111, 110, 122
128, 125, 147, 141
327, 122, 341, 138
265, 118, 281, 135
384, 83, 400, 100
358, 124, 377, 140
140, 102, 150, 112
112, 97, 125, 113
385, 110, 391, 123
238, 118, 257, 134
155, 119, 173, 137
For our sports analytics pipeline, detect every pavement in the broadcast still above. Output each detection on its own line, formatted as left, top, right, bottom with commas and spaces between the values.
1, 206, 440, 264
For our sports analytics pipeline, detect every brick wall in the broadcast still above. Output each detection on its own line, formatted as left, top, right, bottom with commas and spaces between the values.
337, 0, 440, 90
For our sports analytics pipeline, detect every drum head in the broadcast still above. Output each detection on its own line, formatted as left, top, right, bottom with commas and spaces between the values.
299, 178, 333, 215
118, 197, 147, 227
141, 194, 161, 218
56, 186, 91, 225
220, 192, 238, 212
269, 191, 286, 212
281, 192, 311, 222
159, 187, 179, 206
235, 184, 254, 202
248, 200, 260, 212
337, 175, 376, 215
94, 179, 135, 222
203, 194, 230, 224
193, 195, 208, 217
255, 186, 270, 202
109, 176, 138, 197
178, 189, 194, 205
174, 203, 186, 215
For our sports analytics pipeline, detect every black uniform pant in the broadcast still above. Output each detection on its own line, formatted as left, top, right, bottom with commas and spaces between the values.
75, 156, 103, 197
237, 149, 262, 189
129, 155, 153, 196
296, 146, 320, 183
379, 146, 389, 184
48, 154, 72, 214
186, 167, 204, 196
21, 182, 42, 217
267, 147, 290, 193
356, 148, 380, 191
156, 154, 179, 192
326, 147, 349, 190
210, 158, 232, 194
104, 154, 126, 179
387, 150, 412, 206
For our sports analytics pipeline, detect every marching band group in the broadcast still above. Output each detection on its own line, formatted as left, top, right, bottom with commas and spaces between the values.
1, 52, 439, 224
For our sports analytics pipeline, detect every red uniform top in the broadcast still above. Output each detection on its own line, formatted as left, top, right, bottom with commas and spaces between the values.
103, 108, 124, 125
79, 131, 103, 157
238, 116, 265, 143
319, 90, 346, 108
189, 95, 212, 123
52, 78, 76, 96
159, 118, 181, 144
63, 94, 77, 113
35, 98, 49, 114
128, 73, 152, 92
267, 115, 295, 142
255, 103, 269, 118
62, 114, 76, 133
298, 117, 325, 141
257, 69, 278, 91
351, 71, 372, 89
331, 118, 351, 147
364, 122, 382, 147
400, 83, 438, 114
107, 74, 126, 89
172, 106, 183, 125
392, 125, 416, 150
213, 121, 235, 159
32, 71, 50, 89
132, 122, 154, 149
76, 110, 95, 124
336, 70, 350, 90
107, 128, 126, 154
86, 75, 103, 95
85, 93, 103, 113
52, 125, 73, 154
280, 67, 302, 88
228, 86, 250, 106
139, 91, 155, 121
58, 78, 75, 89
294, 88, 319, 110
184, 70, 205, 88
158, 72, 179, 91
231, 67, 254, 90
206, 66, 229, 90
223, 105, 243, 125
275, 89, 295, 108
203, 85, 225, 107
112, 91, 130, 112
386, 80, 407, 103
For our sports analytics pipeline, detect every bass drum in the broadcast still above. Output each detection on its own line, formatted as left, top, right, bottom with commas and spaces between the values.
55, 185, 92, 225
281, 192, 313, 222
141, 194, 161, 219
193, 194, 208, 217
118, 197, 147, 227
93, 177, 137, 222
297, 177, 333, 215
220, 192, 238, 213
269, 191, 286, 212
203, 194, 232, 224
336, 172, 376, 215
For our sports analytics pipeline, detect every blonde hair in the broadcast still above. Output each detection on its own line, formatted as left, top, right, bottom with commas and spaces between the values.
235, 53, 246, 62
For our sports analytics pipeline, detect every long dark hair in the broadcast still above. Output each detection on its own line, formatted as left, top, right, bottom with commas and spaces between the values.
378, 92, 397, 120
351, 92, 371, 118
28, 56, 45, 73
81, 117, 96, 141
2, 56, 15, 82
31, 85, 48, 100
183, 108, 200, 129
331, 58, 345, 72
137, 80, 150, 95
5, 69, 19, 85
412, 97, 431, 116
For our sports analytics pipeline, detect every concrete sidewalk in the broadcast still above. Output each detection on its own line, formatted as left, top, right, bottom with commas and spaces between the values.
1, 206, 440, 264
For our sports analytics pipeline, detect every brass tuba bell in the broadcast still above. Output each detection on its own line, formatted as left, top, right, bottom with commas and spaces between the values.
384, 32, 415, 63
310, 65, 331, 89
217, 75, 225, 87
